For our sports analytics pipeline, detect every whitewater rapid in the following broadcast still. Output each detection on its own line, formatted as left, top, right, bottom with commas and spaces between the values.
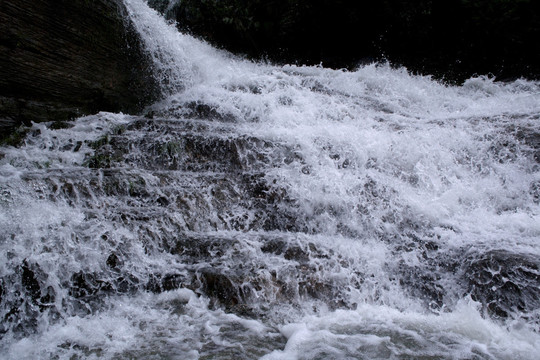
1, 0, 540, 358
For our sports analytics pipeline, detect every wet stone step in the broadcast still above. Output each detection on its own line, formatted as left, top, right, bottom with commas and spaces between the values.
0, 231, 356, 335
7, 167, 304, 233
125, 117, 239, 134
88, 132, 303, 172
163, 232, 355, 311
80, 116, 304, 172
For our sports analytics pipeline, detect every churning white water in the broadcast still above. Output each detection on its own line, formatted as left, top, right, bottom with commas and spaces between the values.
1, 0, 540, 358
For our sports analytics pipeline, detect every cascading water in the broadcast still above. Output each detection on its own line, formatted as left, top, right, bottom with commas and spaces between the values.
1, 0, 540, 358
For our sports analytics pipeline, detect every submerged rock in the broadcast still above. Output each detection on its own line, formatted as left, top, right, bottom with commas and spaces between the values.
463, 250, 540, 320
0, 0, 159, 140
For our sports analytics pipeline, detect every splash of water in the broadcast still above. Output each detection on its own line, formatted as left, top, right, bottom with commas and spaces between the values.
1, 0, 539, 358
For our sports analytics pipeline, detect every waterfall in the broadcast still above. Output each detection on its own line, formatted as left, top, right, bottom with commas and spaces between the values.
1, 0, 540, 358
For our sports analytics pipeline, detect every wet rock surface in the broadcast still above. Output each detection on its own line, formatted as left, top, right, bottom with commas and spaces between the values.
463, 250, 540, 319
4, 110, 540, 330
0, 0, 158, 139
1, 99, 540, 344
0, 113, 358, 333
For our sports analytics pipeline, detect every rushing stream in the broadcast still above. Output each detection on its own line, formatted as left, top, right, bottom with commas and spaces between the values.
1, 0, 540, 358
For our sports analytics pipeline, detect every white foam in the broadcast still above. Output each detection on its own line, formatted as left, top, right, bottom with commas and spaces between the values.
1, 0, 539, 358
263, 300, 540, 360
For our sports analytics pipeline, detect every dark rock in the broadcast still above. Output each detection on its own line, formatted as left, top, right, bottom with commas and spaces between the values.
38, 286, 56, 311
146, 273, 186, 293
517, 130, 540, 164
115, 274, 140, 293
463, 250, 540, 320
66, 270, 140, 315
145, 274, 162, 293
161, 273, 185, 292
0, 260, 60, 335
260, 238, 312, 263
399, 264, 446, 311
199, 269, 246, 307
0, 123, 29, 147
69, 272, 111, 299
106, 253, 120, 269
181, 101, 236, 122
531, 181, 540, 204
0, 0, 159, 139
21, 260, 41, 303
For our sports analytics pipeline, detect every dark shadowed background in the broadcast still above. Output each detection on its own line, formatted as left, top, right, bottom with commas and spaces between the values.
150, 0, 540, 82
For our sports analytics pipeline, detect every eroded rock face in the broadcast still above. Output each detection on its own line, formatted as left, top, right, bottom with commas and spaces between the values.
0, 0, 159, 138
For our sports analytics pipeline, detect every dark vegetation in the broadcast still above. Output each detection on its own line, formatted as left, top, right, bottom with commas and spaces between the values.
150, 0, 540, 82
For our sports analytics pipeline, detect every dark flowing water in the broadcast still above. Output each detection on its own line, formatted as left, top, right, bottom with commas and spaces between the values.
1, 1, 540, 358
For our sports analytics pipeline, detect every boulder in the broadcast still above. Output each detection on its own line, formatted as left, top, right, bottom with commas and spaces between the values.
0, 0, 159, 139
464, 250, 540, 319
